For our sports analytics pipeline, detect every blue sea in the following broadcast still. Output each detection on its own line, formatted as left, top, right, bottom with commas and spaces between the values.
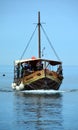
0, 65, 78, 130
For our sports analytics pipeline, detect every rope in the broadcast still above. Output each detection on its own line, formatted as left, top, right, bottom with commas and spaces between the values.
20, 25, 37, 59
41, 25, 61, 61
20, 23, 61, 61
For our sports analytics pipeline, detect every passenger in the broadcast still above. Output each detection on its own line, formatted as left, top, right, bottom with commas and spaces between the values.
36, 62, 43, 70
23, 62, 32, 71
57, 65, 63, 75
28, 62, 32, 70
17, 64, 20, 78
21, 63, 24, 77
24, 63, 29, 70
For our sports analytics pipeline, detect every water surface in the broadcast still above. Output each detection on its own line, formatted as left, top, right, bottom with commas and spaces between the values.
0, 65, 78, 130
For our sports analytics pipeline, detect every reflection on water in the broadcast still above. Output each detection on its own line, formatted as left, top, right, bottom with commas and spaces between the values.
0, 65, 78, 130
13, 92, 63, 130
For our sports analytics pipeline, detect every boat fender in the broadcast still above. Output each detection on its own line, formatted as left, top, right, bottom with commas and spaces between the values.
16, 85, 20, 91
11, 83, 16, 90
19, 82, 24, 90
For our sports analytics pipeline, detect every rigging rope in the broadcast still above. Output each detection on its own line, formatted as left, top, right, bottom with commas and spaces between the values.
20, 25, 37, 59
41, 25, 61, 61
20, 23, 61, 61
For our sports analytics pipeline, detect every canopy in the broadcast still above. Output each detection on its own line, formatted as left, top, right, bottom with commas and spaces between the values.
14, 58, 62, 66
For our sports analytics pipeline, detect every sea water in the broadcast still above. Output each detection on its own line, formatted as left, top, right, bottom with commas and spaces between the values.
0, 65, 78, 130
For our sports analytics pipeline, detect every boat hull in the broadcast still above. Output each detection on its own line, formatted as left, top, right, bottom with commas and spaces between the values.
13, 69, 63, 91
23, 78, 61, 90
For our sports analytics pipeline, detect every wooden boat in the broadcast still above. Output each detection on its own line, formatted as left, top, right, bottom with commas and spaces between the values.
11, 12, 63, 91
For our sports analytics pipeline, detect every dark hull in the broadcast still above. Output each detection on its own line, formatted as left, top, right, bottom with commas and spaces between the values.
22, 78, 62, 90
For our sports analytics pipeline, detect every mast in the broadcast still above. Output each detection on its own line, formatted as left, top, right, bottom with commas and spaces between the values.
38, 11, 41, 58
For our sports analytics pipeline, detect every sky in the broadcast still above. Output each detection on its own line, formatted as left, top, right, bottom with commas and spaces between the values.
0, 0, 78, 66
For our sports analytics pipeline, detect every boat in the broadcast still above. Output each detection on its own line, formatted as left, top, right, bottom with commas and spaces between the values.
11, 12, 63, 91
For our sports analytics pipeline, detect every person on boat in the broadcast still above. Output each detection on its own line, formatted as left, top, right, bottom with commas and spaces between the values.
24, 62, 31, 71
20, 63, 24, 78
36, 61, 43, 70
57, 65, 63, 75
16, 64, 20, 78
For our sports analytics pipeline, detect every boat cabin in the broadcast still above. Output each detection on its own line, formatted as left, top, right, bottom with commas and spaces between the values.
14, 58, 62, 80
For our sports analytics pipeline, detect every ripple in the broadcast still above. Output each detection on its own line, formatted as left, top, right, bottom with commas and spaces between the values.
0, 89, 13, 93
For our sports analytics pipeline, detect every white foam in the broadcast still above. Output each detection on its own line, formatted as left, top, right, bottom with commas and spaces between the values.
22, 89, 65, 94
